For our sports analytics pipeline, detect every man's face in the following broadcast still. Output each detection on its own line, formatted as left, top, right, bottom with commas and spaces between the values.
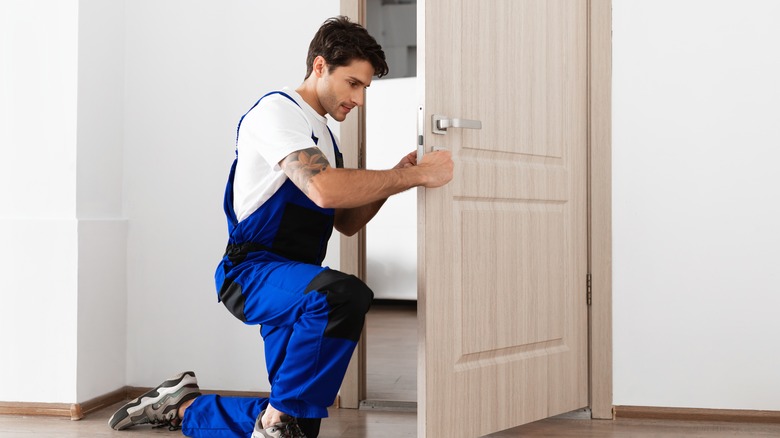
315, 58, 374, 122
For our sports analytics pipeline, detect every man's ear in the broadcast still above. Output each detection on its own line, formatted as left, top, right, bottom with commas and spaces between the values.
313, 55, 327, 78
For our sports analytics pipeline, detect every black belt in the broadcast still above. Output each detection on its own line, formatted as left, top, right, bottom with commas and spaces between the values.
224, 242, 273, 264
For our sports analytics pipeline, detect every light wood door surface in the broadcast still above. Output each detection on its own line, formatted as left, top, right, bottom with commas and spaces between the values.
417, 1, 589, 436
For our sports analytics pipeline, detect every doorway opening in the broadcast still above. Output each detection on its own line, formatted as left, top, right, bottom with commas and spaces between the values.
363, 0, 419, 409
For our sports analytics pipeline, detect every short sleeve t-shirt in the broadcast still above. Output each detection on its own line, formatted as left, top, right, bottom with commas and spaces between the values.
233, 87, 339, 222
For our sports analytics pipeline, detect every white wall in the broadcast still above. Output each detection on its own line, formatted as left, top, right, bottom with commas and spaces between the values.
76, 0, 125, 219
613, 0, 780, 410
0, 0, 128, 404
1, 0, 341, 403
123, 0, 339, 391
0, 0, 79, 219
75, 0, 128, 402
77, 219, 127, 401
0, 0, 80, 403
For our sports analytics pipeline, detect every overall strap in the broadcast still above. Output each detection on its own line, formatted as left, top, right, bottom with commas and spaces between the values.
326, 126, 344, 168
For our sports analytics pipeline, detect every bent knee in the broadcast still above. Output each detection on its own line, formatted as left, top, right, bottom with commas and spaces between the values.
329, 276, 373, 313
305, 270, 374, 341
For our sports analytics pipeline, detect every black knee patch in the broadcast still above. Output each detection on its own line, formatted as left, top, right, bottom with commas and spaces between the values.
305, 270, 374, 342
219, 277, 247, 322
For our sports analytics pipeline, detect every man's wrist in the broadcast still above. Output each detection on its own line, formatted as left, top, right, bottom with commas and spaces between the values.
399, 165, 427, 189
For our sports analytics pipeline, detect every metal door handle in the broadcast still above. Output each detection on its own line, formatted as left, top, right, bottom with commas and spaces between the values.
432, 114, 482, 134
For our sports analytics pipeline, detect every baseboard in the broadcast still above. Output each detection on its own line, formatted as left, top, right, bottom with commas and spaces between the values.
0, 401, 75, 418
0, 386, 133, 421
614, 405, 780, 424
359, 399, 416, 412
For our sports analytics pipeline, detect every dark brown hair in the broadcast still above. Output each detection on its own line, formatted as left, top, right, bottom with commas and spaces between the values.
304, 16, 389, 79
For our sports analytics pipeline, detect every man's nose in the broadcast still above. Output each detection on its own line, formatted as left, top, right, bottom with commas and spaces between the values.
352, 89, 365, 107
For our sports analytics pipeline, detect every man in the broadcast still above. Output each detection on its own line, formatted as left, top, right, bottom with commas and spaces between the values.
108, 16, 452, 438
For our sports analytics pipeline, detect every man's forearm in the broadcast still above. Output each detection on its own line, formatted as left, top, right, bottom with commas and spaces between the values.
307, 167, 424, 209
334, 198, 388, 236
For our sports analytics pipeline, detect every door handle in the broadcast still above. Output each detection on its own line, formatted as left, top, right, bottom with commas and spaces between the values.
432, 114, 482, 135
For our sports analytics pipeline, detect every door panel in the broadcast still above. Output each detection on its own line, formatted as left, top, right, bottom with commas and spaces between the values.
418, 1, 589, 436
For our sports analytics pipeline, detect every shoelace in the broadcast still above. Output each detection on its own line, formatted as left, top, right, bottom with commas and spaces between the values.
152, 422, 182, 431
146, 409, 181, 431
268, 419, 306, 438
282, 422, 306, 438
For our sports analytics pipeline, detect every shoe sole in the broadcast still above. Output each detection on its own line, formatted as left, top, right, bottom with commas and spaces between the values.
108, 371, 199, 430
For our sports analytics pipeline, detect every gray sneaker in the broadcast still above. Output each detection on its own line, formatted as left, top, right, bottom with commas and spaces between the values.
253, 409, 307, 438
108, 371, 201, 430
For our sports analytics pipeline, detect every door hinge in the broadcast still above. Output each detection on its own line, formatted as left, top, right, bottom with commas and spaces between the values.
586, 273, 592, 306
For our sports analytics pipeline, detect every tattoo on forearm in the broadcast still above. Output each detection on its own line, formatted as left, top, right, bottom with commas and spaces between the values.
280, 147, 330, 195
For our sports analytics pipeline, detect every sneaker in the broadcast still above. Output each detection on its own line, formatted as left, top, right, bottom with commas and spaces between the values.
252, 409, 307, 438
108, 371, 201, 431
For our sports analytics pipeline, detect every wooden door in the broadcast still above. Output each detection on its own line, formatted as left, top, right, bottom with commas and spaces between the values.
418, 1, 590, 436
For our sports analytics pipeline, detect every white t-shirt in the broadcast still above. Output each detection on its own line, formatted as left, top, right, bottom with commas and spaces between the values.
233, 87, 339, 222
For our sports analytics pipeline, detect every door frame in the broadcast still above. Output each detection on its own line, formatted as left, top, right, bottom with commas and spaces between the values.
337, 0, 613, 420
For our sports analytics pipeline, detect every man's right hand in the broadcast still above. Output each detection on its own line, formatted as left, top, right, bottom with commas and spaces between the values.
416, 150, 454, 188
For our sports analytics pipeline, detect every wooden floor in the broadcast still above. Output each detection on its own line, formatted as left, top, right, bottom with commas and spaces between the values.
2, 303, 779, 437
366, 301, 417, 402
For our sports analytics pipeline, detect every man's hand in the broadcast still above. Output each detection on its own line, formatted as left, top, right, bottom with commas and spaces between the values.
394, 151, 418, 169
392, 150, 453, 188
416, 150, 454, 188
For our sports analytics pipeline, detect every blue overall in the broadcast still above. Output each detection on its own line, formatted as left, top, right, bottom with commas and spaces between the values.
181, 92, 373, 437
